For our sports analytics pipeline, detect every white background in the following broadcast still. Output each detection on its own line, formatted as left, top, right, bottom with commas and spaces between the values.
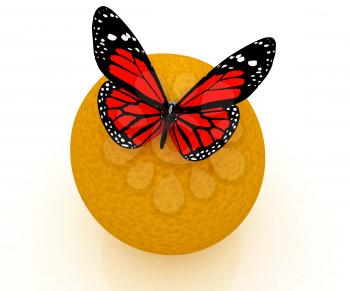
1, 0, 349, 290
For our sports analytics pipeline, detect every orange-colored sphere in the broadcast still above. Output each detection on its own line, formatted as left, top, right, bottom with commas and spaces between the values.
71, 54, 265, 254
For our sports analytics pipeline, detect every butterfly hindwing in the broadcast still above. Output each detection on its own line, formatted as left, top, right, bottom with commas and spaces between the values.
172, 37, 275, 161
169, 104, 240, 160
98, 81, 164, 148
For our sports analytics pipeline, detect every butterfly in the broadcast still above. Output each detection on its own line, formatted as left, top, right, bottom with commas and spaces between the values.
93, 6, 276, 161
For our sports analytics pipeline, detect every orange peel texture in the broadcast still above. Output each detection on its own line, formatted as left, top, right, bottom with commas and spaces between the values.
70, 54, 265, 255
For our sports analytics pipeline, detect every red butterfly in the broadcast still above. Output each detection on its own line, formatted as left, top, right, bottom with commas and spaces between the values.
93, 6, 276, 161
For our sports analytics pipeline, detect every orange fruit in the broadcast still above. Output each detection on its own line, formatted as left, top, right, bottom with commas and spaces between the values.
70, 54, 265, 255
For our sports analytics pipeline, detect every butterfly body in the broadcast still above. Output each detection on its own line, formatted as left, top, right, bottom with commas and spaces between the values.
160, 102, 177, 149
93, 6, 276, 161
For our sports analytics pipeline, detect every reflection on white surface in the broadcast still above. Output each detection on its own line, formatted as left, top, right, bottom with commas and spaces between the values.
102, 231, 240, 291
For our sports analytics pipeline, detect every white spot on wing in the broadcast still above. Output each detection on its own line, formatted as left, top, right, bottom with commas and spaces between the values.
248, 60, 257, 66
107, 33, 117, 41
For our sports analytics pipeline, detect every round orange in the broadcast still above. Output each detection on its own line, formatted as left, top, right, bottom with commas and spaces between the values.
70, 54, 265, 254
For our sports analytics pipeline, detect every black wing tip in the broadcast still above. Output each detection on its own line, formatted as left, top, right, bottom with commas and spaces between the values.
236, 37, 276, 58
253, 37, 276, 47
247, 37, 275, 48
95, 6, 113, 13
268, 37, 276, 44
94, 6, 109, 20
256, 36, 276, 43
93, 6, 118, 18
252, 37, 276, 59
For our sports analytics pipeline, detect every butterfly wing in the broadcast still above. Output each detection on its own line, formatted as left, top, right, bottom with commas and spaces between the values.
171, 37, 276, 161
98, 81, 164, 148
93, 6, 167, 147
